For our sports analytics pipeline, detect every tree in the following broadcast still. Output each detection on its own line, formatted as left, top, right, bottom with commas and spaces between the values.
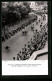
18, 5, 29, 17
2, 7, 9, 35
6, 3, 21, 22
2, 2, 21, 35
2, 7, 8, 25
23, 2, 31, 13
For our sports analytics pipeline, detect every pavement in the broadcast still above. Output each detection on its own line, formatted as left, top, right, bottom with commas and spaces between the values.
2, 13, 48, 60
29, 41, 48, 60
37, 54, 48, 60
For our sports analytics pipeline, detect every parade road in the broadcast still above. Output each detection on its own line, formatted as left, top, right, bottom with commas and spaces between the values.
2, 13, 48, 60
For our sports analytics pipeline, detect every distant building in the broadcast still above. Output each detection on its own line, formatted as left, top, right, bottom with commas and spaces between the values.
29, 1, 48, 11
29, 2, 41, 10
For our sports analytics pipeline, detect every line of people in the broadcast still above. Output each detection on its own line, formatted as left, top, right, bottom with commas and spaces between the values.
2, 15, 37, 42
13, 23, 48, 60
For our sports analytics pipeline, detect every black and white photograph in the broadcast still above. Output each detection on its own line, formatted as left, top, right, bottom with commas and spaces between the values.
2, 1, 48, 60
1, 1, 50, 76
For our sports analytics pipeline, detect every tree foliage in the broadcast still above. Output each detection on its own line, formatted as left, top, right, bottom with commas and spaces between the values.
2, 2, 31, 26
18, 5, 29, 17
23, 2, 31, 13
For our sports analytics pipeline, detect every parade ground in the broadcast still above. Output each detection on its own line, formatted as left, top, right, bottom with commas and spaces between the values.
2, 13, 48, 60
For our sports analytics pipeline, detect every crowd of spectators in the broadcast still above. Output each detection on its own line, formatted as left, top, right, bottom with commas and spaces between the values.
13, 22, 48, 60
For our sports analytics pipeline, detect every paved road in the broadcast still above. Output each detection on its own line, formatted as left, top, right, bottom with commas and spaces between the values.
37, 54, 48, 60
2, 14, 48, 60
